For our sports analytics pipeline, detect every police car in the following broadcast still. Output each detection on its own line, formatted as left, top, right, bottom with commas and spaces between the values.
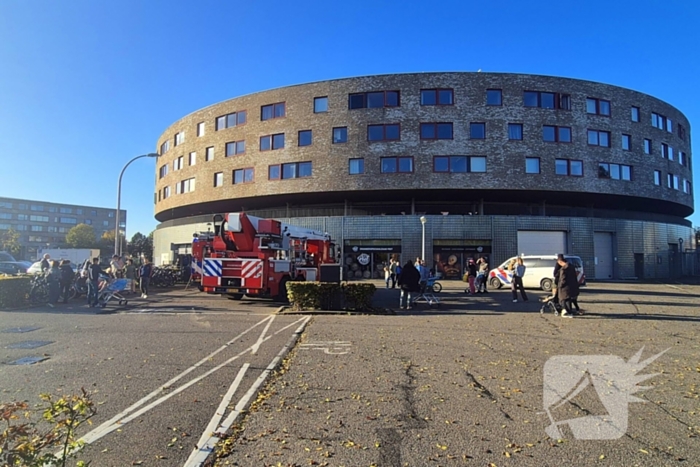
488, 255, 585, 292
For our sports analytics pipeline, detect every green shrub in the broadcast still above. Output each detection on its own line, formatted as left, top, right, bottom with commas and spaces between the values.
0, 275, 32, 308
286, 282, 375, 312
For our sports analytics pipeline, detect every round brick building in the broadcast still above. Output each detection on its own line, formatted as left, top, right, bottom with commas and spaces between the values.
153, 72, 694, 281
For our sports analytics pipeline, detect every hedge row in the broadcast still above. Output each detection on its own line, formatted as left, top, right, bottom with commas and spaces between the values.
286, 282, 376, 312
0, 276, 32, 308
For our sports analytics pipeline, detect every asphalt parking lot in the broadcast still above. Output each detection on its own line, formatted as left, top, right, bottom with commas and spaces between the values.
1, 280, 698, 467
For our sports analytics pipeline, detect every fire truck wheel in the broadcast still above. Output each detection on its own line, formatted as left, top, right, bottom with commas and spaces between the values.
226, 293, 244, 300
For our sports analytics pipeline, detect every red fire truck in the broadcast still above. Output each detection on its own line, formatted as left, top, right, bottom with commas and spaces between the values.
193, 212, 339, 300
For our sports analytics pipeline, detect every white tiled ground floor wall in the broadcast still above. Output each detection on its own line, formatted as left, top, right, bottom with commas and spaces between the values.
153, 215, 695, 280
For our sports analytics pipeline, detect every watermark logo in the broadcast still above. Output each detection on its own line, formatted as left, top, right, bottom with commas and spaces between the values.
543, 347, 668, 440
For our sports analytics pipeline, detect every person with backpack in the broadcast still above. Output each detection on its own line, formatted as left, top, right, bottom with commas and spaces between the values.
139, 258, 154, 299
58, 260, 74, 304
397, 260, 420, 310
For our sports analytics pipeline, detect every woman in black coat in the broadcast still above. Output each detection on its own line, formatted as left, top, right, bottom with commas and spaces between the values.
557, 259, 580, 316
397, 261, 421, 310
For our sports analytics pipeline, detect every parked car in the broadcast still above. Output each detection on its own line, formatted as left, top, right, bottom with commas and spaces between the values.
488, 255, 585, 291
26, 261, 45, 275
0, 261, 28, 275
0, 251, 17, 262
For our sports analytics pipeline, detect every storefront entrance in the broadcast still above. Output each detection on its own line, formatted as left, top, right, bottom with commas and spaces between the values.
344, 240, 401, 280
433, 240, 492, 280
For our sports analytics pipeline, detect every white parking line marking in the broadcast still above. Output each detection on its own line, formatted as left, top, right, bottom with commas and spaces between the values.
251, 315, 275, 354
299, 341, 352, 355
185, 316, 311, 466
184, 363, 250, 467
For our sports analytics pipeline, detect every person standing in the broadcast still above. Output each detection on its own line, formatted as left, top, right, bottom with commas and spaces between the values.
46, 260, 61, 307
397, 260, 420, 310
389, 259, 398, 288
40, 253, 51, 273
124, 258, 137, 294
476, 256, 489, 293
59, 260, 74, 304
110, 255, 124, 278
139, 258, 153, 299
86, 257, 107, 307
557, 256, 580, 317
510, 257, 528, 303
384, 263, 391, 289
466, 259, 477, 295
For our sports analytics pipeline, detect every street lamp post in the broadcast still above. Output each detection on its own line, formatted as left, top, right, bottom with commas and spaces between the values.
115, 153, 159, 257
419, 216, 427, 262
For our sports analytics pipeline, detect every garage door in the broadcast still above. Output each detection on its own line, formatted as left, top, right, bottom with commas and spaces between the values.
517, 231, 567, 256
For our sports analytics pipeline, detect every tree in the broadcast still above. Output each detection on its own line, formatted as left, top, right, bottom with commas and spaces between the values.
65, 224, 97, 249
126, 231, 153, 260
0, 228, 21, 257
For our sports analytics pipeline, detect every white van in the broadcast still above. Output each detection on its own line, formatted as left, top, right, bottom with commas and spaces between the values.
488, 255, 585, 291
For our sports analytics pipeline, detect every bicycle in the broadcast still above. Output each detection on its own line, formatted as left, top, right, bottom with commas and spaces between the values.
28, 275, 49, 305
426, 276, 442, 293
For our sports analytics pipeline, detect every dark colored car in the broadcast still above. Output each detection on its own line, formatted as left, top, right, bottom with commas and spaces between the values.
0, 261, 28, 275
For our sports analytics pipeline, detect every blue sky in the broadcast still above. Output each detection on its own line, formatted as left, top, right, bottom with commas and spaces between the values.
1, 0, 698, 237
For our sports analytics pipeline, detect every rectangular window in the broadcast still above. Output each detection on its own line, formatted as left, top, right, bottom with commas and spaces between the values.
174, 156, 184, 170
333, 127, 348, 144
508, 123, 523, 140
214, 172, 223, 187
349, 158, 364, 175
523, 91, 569, 109
349, 91, 400, 109
666, 118, 673, 133
644, 139, 652, 154
17, 214, 28, 220
631, 106, 640, 122
225, 140, 246, 156
260, 134, 284, 151
0, 213, 11, 219
233, 168, 255, 184
216, 111, 247, 130
160, 140, 171, 154
673, 175, 679, 190
197, 122, 205, 137
525, 157, 540, 174
30, 205, 44, 211
678, 123, 686, 141
420, 122, 453, 140
586, 98, 611, 116
368, 124, 400, 141
543, 125, 572, 142
60, 217, 77, 224
268, 162, 312, 180
661, 143, 669, 159
555, 159, 583, 176
159, 164, 169, 179
0, 201, 12, 208
174, 132, 185, 146
261, 102, 285, 121
587, 129, 611, 147
31, 225, 43, 232
163, 186, 171, 199
679, 151, 687, 167
205, 146, 214, 161
177, 178, 196, 194
622, 134, 631, 151
683, 179, 692, 194
420, 89, 454, 105
189, 152, 196, 166
598, 163, 632, 181
298, 130, 312, 146
433, 156, 486, 173
381, 156, 413, 173
470, 122, 486, 139
486, 89, 502, 106
59, 207, 72, 214
314, 96, 328, 113
651, 112, 669, 130
654, 170, 661, 186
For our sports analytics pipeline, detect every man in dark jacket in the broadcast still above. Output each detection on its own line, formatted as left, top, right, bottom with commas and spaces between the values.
59, 260, 74, 304
557, 257, 580, 317
397, 261, 420, 310
87, 257, 107, 307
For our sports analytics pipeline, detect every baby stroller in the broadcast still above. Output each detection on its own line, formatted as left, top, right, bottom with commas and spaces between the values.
412, 280, 440, 308
539, 294, 562, 315
97, 278, 130, 308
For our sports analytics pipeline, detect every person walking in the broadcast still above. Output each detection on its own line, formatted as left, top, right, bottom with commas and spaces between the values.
86, 257, 107, 307
384, 263, 391, 289
557, 256, 580, 317
139, 258, 153, 299
397, 260, 420, 310
510, 257, 528, 302
58, 259, 74, 304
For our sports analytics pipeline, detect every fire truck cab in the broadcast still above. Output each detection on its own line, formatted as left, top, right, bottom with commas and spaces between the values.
198, 212, 339, 300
